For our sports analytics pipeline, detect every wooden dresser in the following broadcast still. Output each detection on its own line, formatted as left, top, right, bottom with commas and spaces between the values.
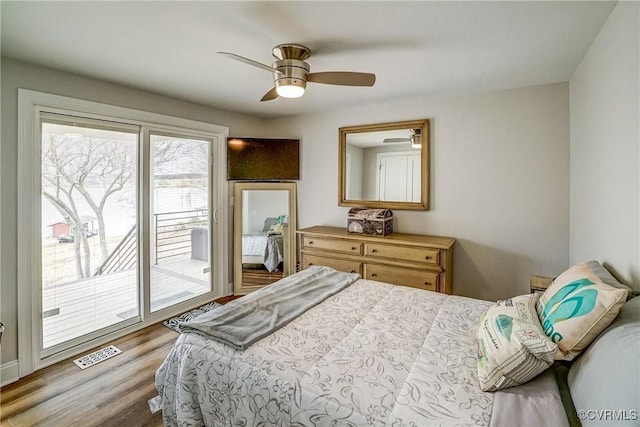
297, 226, 455, 294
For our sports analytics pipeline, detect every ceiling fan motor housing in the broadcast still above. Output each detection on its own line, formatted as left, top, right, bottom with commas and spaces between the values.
273, 59, 310, 93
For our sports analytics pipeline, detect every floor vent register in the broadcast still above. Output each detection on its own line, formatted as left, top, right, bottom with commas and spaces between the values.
73, 345, 122, 369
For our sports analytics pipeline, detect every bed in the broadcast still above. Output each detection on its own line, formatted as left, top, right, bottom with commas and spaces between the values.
155, 265, 639, 427
241, 232, 284, 272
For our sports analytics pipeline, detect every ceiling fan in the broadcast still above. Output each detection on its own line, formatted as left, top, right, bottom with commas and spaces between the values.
218, 43, 376, 101
383, 129, 422, 148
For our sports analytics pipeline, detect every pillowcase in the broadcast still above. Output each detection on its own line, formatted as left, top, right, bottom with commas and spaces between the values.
567, 296, 640, 426
537, 262, 628, 361
477, 293, 557, 392
587, 260, 632, 290
587, 260, 638, 300
262, 217, 279, 232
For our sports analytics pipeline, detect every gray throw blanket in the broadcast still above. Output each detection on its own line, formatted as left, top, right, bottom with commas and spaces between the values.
179, 266, 361, 350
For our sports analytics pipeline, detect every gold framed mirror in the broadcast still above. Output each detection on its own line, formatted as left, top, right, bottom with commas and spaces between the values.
233, 182, 297, 295
339, 119, 430, 210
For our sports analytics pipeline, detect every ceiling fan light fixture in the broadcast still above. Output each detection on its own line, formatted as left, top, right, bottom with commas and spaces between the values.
275, 78, 306, 98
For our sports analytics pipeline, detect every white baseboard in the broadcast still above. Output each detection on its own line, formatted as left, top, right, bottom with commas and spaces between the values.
1, 360, 19, 387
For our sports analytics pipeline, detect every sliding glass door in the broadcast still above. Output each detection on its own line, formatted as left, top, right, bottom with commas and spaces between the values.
41, 117, 140, 354
37, 117, 218, 358
150, 133, 212, 311
18, 89, 229, 376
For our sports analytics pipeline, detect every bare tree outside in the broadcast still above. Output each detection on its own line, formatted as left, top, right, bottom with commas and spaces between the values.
42, 132, 137, 279
42, 126, 203, 283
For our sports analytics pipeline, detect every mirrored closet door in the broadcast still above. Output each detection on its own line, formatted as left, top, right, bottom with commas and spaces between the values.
233, 182, 297, 295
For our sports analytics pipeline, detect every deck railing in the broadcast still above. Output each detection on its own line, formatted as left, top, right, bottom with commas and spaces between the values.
93, 225, 137, 276
153, 209, 208, 264
93, 209, 208, 276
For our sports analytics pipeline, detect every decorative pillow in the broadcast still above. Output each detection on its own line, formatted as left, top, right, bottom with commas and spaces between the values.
477, 293, 557, 392
268, 223, 284, 235
537, 262, 628, 361
262, 217, 278, 232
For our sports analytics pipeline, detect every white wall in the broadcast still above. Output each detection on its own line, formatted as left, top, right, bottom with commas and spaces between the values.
569, 1, 639, 290
265, 83, 571, 301
0, 58, 268, 382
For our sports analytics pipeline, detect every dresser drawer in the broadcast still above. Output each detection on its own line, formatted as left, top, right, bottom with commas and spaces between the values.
301, 254, 363, 275
364, 263, 438, 291
364, 243, 440, 266
303, 236, 362, 255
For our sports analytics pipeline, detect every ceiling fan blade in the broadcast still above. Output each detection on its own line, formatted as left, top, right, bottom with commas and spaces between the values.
260, 87, 279, 102
217, 52, 276, 73
383, 138, 411, 143
307, 72, 376, 87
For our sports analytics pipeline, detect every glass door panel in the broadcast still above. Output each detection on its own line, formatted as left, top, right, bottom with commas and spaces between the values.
41, 119, 139, 351
150, 134, 211, 312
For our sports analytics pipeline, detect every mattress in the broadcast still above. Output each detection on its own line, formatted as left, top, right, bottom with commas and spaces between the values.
156, 279, 505, 426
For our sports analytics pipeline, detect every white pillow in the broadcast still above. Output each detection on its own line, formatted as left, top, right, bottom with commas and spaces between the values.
537, 262, 628, 361
477, 293, 557, 392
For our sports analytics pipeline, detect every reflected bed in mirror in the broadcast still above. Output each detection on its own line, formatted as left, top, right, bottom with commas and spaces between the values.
233, 182, 297, 295
339, 119, 430, 210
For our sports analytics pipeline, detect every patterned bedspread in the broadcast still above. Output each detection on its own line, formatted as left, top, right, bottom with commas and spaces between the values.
155, 280, 496, 426
242, 233, 283, 272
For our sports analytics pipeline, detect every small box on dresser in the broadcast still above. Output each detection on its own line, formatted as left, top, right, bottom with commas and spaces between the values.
347, 208, 393, 236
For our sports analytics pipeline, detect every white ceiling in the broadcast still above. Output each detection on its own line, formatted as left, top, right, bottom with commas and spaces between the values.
1, 1, 616, 119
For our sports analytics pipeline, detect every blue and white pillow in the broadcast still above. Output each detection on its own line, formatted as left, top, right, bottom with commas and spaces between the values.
477, 293, 557, 391
537, 262, 628, 361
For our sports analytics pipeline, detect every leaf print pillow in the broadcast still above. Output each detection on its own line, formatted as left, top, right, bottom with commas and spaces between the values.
537, 262, 628, 361
477, 293, 557, 391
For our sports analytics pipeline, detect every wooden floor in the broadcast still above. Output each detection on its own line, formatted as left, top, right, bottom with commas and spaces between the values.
0, 295, 238, 427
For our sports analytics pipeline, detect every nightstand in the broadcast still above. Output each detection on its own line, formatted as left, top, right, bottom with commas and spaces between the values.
530, 275, 554, 294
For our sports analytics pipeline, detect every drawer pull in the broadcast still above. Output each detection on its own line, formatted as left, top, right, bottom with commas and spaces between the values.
351, 247, 357, 251
371, 273, 378, 277
371, 249, 378, 253
425, 256, 432, 260
308, 263, 314, 266
308, 240, 314, 245
350, 270, 356, 273
424, 282, 431, 286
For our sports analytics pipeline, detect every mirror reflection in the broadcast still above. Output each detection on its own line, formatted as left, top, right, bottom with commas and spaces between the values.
339, 119, 429, 210
233, 182, 296, 295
